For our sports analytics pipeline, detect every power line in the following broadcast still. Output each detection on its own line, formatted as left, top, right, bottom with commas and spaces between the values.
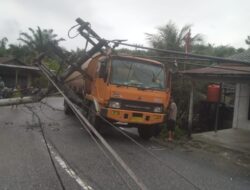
132, 54, 250, 74
135, 55, 211, 62
35, 20, 250, 189
72, 106, 134, 190
42, 93, 201, 190
97, 113, 201, 190
115, 42, 250, 65
24, 104, 66, 190
39, 100, 134, 190
39, 63, 149, 190
35, 49, 206, 189
70, 19, 250, 65
57, 56, 250, 90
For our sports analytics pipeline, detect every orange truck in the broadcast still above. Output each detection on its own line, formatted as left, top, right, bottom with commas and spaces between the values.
63, 18, 171, 140
64, 52, 171, 139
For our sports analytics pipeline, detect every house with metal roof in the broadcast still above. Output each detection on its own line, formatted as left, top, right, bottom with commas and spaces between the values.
183, 50, 250, 131
182, 50, 250, 154
0, 57, 40, 89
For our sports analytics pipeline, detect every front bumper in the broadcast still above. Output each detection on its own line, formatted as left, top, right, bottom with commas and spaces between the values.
101, 108, 165, 125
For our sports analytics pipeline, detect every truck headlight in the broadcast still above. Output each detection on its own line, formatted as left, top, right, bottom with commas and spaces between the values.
153, 106, 162, 113
109, 101, 121, 109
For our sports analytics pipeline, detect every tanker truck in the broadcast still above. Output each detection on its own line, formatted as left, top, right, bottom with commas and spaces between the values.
63, 18, 171, 140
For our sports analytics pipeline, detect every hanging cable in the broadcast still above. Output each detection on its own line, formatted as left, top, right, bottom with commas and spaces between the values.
33, 18, 250, 190
24, 104, 66, 190
36, 100, 134, 190
76, 100, 201, 190
73, 107, 134, 190
68, 24, 80, 39
77, 31, 250, 65
38, 63, 149, 190
126, 54, 250, 73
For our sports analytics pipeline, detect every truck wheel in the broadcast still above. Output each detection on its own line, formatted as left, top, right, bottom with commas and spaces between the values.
64, 100, 73, 115
138, 126, 153, 140
87, 104, 101, 132
153, 125, 163, 137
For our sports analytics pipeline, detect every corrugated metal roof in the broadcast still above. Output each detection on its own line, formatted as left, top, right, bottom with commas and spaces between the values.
182, 64, 250, 75
183, 50, 250, 76
228, 49, 250, 62
0, 57, 27, 66
0, 57, 12, 63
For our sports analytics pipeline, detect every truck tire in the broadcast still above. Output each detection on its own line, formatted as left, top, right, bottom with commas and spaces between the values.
87, 104, 101, 132
138, 126, 153, 140
153, 124, 163, 137
64, 100, 73, 115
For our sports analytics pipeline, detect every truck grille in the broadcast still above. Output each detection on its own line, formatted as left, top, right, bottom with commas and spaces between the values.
111, 98, 163, 113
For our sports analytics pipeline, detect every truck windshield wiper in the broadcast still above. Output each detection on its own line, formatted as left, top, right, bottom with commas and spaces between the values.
152, 68, 163, 82
126, 62, 134, 81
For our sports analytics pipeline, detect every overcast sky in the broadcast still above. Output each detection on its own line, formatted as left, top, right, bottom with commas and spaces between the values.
0, 0, 249, 50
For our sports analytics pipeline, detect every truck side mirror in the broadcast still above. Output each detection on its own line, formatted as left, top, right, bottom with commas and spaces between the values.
99, 60, 108, 82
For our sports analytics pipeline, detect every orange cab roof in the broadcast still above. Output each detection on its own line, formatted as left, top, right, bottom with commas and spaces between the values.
111, 54, 163, 65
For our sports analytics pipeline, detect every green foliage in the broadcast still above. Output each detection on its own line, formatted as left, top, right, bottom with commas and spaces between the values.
237, 48, 245, 54
115, 48, 150, 57
144, 21, 247, 132
0, 29, 66, 89
169, 76, 205, 128
245, 36, 250, 45
160, 123, 186, 140
159, 125, 168, 139
44, 58, 61, 72
13, 26, 66, 65
67, 48, 86, 63
32, 58, 62, 88
0, 27, 66, 67
31, 76, 48, 88
8, 44, 34, 63
18, 27, 65, 55
0, 37, 8, 56
0, 48, 6, 57
0, 37, 8, 48
213, 46, 237, 57
0, 22, 247, 122
174, 126, 186, 139
146, 21, 203, 51
171, 77, 191, 121
192, 44, 242, 57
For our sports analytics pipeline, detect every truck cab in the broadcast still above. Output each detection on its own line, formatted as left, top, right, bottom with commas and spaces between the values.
65, 54, 171, 139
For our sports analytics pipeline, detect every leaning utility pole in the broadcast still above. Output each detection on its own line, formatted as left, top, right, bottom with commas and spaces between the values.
184, 29, 191, 71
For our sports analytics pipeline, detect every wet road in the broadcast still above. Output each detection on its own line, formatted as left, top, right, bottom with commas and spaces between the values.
0, 97, 249, 190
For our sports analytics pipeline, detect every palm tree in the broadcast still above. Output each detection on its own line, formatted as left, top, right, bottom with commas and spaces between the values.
146, 22, 204, 131
146, 21, 203, 52
246, 36, 250, 46
18, 27, 65, 55
8, 44, 31, 61
0, 37, 8, 56
0, 37, 8, 49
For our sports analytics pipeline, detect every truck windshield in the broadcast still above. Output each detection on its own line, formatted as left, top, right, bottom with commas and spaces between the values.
110, 59, 166, 90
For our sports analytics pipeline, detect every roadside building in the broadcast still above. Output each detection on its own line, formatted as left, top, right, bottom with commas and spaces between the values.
182, 50, 250, 131
0, 57, 40, 89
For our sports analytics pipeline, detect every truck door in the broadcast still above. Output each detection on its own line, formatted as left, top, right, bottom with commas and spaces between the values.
95, 58, 109, 104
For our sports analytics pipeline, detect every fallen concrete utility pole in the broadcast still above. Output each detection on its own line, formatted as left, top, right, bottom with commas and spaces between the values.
0, 96, 40, 107
35, 54, 148, 190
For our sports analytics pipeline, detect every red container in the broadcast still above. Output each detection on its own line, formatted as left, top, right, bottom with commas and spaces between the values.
207, 84, 220, 102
